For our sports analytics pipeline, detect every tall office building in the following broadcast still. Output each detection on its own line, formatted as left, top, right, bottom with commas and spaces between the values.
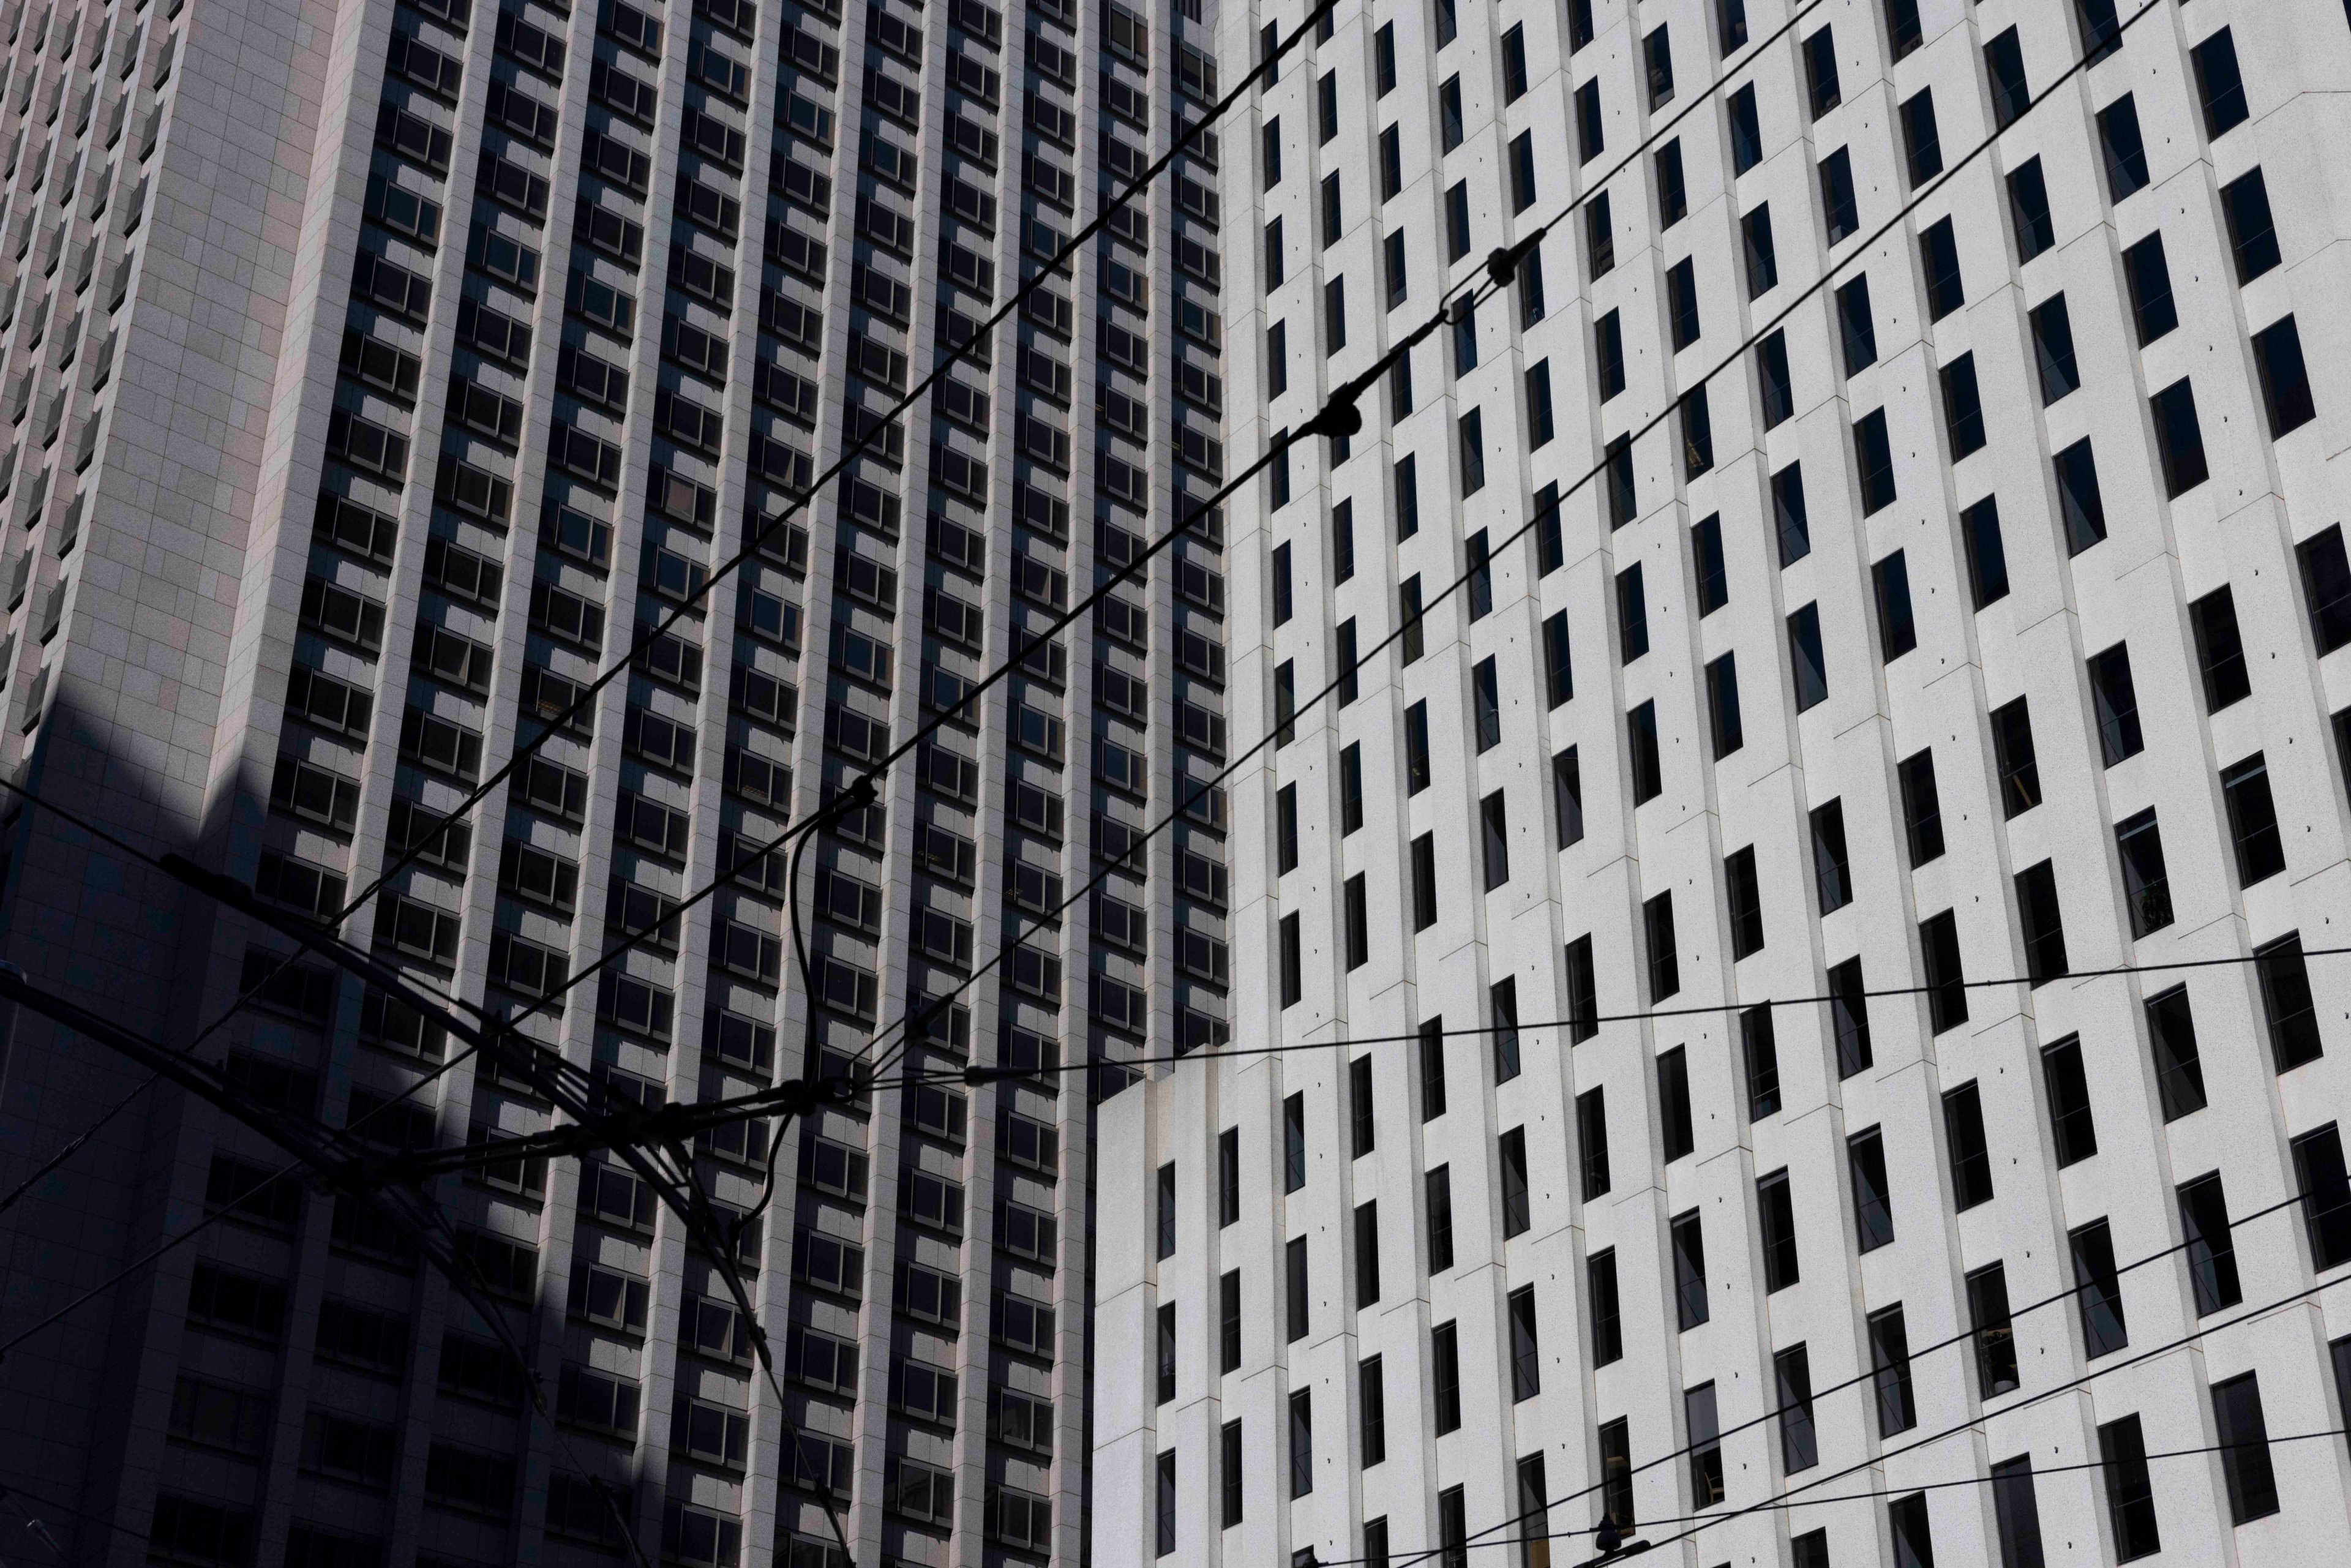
0, 0, 1235, 1561
1100, 2, 2351, 1566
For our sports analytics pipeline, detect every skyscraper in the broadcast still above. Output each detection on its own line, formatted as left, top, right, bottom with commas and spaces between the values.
0, 0, 1235, 1562
1101, 3, 2351, 1566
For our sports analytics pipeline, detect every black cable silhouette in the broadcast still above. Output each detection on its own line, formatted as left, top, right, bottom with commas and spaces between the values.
161, 0, 1349, 1098
827, 0, 2177, 1098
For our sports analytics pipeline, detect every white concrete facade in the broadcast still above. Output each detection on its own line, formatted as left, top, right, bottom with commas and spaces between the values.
1098, 3, 2351, 1567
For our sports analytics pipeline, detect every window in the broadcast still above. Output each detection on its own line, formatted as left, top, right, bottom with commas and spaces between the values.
1567, 938, 1599, 1043
1918, 910, 1966, 1035
1218, 1420, 1243, 1526
1901, 89, 1942, 185
1157, 1450, 1177, 1555
2031, 295, 2080, 403
1379, 127, 1402, 201
1776, 1346, 1818, 1472
2222, 754, 2287, 886
2088, 644, 2144, 765
1578, 1087, 1610, 1199
2121, 234, 2176, 345
1420, 1025, 1439, 1123
1629, 701, 1663, 803
1278, 913, 1300, 1007
1375, 21, 1397, 94
1508, 1286, 1541, 1401
2183, 588, 2251, 715
1693, 514, 1728, 613
1991, 697, 2041, 816
1341, 744, 1363, 834
2008, 157, 2056, 261
1158, 1165, 1177, 1259
2301, 525, 2351, 654
1758, 1169, 1799, 1291
1900, 750, 1946, 865
1685, 388, 1716, 478
1445, 181, 1471, 261
1586, 192, 1615, 279
2017, 860, 2070, 987
1758, 331, 1794, 427
1410, 833, 1437, 931
2193, 28, 2250, 138
2221, 169, 2281, 283
1671, 1210, 1708, 1329
1589, 1251, 1623, 1365
2042, 1035, 2097, 1165
1644, 891, 1679, 1002
1667, 260, 1700, 350
2116, 809, 2172, 939
1887, 0, 1925, 57
1870, 1306, 1916, 1434
1788, 604, 1828, 711
2099, 94, 2151, 199
1576, 79, 1604, 162
2099, 1414, 2161, 1560
1480, 791, 1510, 890
1276, 784, 1299, 874
1773, 462, 1810, 563
1285, 1237, 1309, 1341
1288, 1389, 1314, 1498
1502, 24, 1529, 101
1743, 203, 1779, 296
2254, 316, 2318, 438
1606, 436, 1635, 525
1945, 1082, 1995, 1210
1742, 1007, 1780, 1120
1889, 1495, 1933, 1568
2071, 1218, 2129, 1357
1985, 26, 2028, 128
1810, 800, 1853, 913
1685, 1382, 1724, 1507
1458, 406, 1485, 495
1344, 874, 1368, 970
1839, 279, 1878, 375
1431, 1322, 1461, 1432
1645, 24, 1674, 106
2209, 1373, 2281, 1523
1802, 27, 1840, 118
1658, 1049, 1693, 1163
1939, 353, 1985, 459
2140, 986, 2208, 1122
1821, 147, 1859, 244
1261, 118, 1282, 189
1359, 1357, 1385, 1466
2292, 1124, 2351, 1267
2259, 936, 2325, 1073
1158, 1303, 1177, 1403
1528, 359, 1556, 447
1968, 1264, 2019, 1396
1657, 139, 1688, 225
2178, 1172, 2241, 1315
1405, 701, 1430, 793
1921, 217, 1963, 318
1616, 563, 1649, 664
1708, 654, 1744, 759
1849, 1128, 1894, 1251
1265, 320, 1287, 397
1283, 1093, 1306, 1193
1509, 130, 1537, 213
2150, 378, 2209, 496
1220, 1128, 1240, 1226
1728, 84, 1762, 173
1220, 1270, 1241, 1371
1553, 747, 1584, 846
1829, 957, 1873, 1078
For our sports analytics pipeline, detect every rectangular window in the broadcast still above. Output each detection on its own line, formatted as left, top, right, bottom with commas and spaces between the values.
1644, 890, 1679, 1002
1821, 146, 1859, 244
1693, 514, 1729, 613
1283, 1092, 1307, 1193
1944, 1082, 1994, 1210
1967, 1262, 2020, 1397
1788, 603, 1829, 711
1157, 1450, 1177, 1555
1848, 1127, 1895, 1252
1285, 1237, 1309, 1341
1359, 1356, 1386, 1465
2087, 644, 2145, 767
1405, 700, 1430, 793
1501, 1129, 1532, 1237
1589, 1250, 1623, 1365
1837, 276, 1877, 373
1671, 1209, 1709, 1329
1856, 411, 1897, 516
1657, 140, 1687, 225
1629, 700, 1663, 803
1222, 1420, 1244, 1525
1758, 331, 1795, 427
2008, 156, 2056, 260
1889, 1495, 1933, 1568
2031, 294, 2081, 403
2071, 1217, 2128, 1357
1586, 190, 1614, 279
1921, 217, 1963, 318
1278, 913, 1301, 1007
1726, 844, 1764, 958
2221, 168, 2281, 283
1576, 79, 1604, 162
1776, 1345, 1818, 1471
1617, 563, 1649, 663
1658, 1049, 1694, 1163
1810, 798, 1853, 913
2150, 378, 2209, 497
2116, 809, 2172, 939
1221, 1270, 1242, 1371
1802, 26, 1840, 117
2222, 754, 2287, 887
1758, 1168, 1799, 1291
2178, 1172, 2243, 1315
2188, 587, 2251, 712
2099, 94, 2151, 199
1742, 1007, 1780, 1120
1553, 747, 1584, 846
1728, 84, 1762, 173
1992, 697, 2041, 816
1289, 1389, 1313, 1498
1870, 1306, 1916, 1435
1431, 1322, 1461, 1433
1686, 1381, 1724, 1507
1578, 1087, 1610, 1199
1985, 26, 2028, 129
1349, 1058, 1375, 1158
2043, 1034, 2096, 1163
1711, 658, 1749, 762
1667, 258, 1700, 349
1941, 352, 1987, 457
1219, 1127, 1240, 1226
1900, 749, 1945, 865
1508, 1286, 1541, 1401
1410, 833, 1437, 931
1341, 743, 1363, 834
2254, 316, 2319, 438
1158, 1302, 1177, 1402
2145, 985, 2208, 1120
1420, 1017, 1449, 1120
1343, 874, 1368, 970
1962, 497, 2009, 607
1901, 88, 1942, 186
2123, 233, 2177, 344
1829, 956, 1873, 1077
2291, 1123, 2351, 1268
2298, 525, 2351, 654
1566, 936, 1599, 1043
1742, 203, 1779, 296
1492, 977, 1522, 1084
1772, 462, 1810, 563
1475, 656, 1503, 747
1921, 910, 1967, 1032
2192, 28, 2250, 139
1527, 359, 1555, 447
2099, 1414, 2161, 1561
2211, 1373, 2281, 1523
1157, 1165, 1177, 1260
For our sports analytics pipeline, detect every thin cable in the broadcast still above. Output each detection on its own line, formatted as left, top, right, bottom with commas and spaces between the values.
0, 1070, 156, 1217
301, 0, 1847, 1112
172, 0, 1346, 1067
849, 0, 2174, 1094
